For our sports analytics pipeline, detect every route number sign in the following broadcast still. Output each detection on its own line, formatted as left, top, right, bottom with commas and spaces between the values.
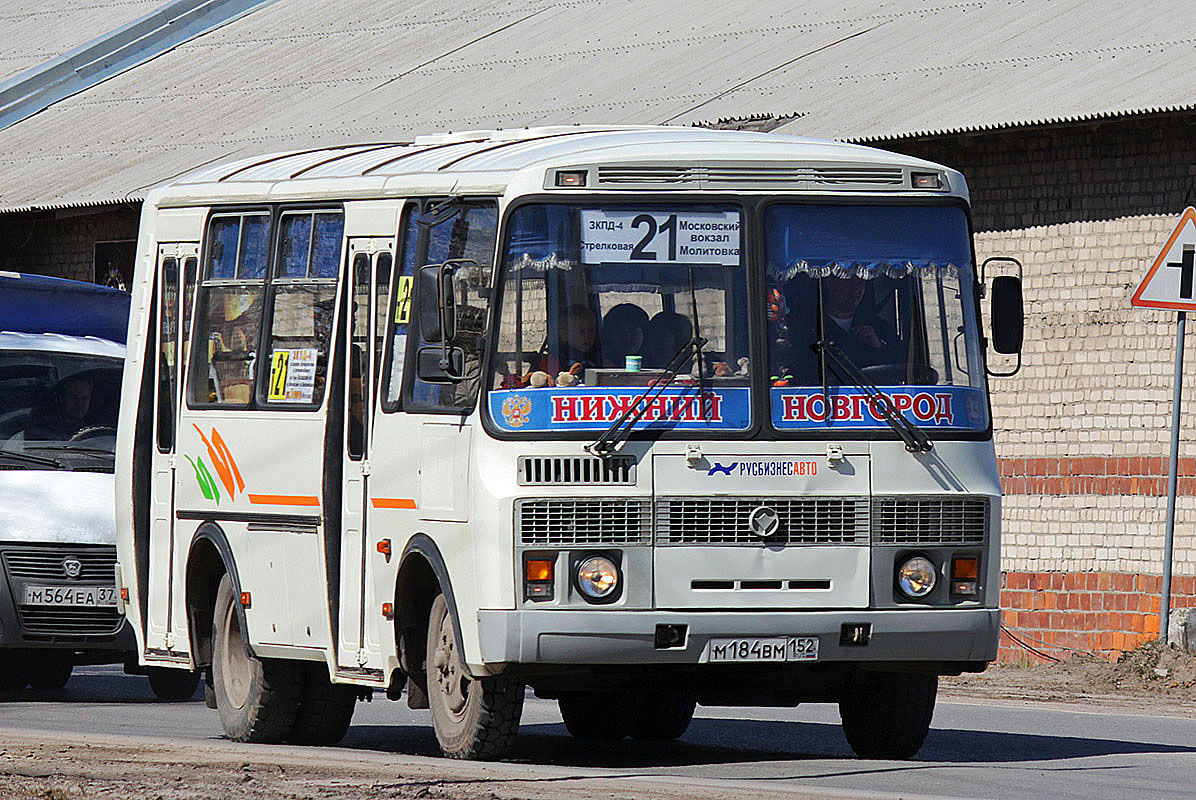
579, 210, 740, 266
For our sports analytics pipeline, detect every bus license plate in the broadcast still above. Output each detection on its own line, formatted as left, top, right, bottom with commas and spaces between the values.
23, 585, 117, 607
706, 636, 819, 663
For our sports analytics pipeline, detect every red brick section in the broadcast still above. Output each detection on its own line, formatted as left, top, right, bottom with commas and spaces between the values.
998, 457, 1196, 496
998, 571, 1196, 663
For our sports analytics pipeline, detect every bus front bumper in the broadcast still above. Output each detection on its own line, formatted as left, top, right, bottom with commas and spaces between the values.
476, 607, 999, 666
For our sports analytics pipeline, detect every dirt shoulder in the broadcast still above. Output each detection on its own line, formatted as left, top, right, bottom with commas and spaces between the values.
940, 641, 1196, 717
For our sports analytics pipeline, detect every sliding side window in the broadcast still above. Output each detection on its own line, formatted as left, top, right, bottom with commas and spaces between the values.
189, 212, 270, 407
261, 210, 343, 407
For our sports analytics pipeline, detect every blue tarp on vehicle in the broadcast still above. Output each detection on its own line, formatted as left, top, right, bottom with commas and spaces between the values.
0, 273, 130, 344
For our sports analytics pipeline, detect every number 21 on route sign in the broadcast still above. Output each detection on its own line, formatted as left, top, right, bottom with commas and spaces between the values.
1132, 206, 1196, 310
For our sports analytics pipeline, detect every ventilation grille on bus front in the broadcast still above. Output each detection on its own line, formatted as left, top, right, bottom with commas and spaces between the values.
871, 497, 988, 545
516, 498, 651, 545
594, 165, 906, 189
517, 455, 636, 485
656, 497, 871, 546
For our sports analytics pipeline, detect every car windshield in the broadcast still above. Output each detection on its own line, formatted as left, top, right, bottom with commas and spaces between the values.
763, 204, 988, 432
0, 351, 121, 467
490, 202, 751, 433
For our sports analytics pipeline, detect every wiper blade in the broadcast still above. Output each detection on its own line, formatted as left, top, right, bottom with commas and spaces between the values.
23, 444, 115, 457
585, 334, 708, 456
811, 340, 933, 454
0, 447, 64, 469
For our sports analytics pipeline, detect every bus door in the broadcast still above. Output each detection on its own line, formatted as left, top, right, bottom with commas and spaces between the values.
337, 238, 392, 673
148, 243, 198, 654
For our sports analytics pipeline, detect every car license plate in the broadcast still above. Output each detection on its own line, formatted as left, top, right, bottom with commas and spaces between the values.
23, 584, 117, 607
705, 636, 819, 663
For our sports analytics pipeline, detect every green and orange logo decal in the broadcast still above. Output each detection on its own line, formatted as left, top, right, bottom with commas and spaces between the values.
185, 425, 245, 504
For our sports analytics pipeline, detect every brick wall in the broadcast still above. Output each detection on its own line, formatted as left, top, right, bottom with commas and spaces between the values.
0, 206, 139, 282
884, 113, 1196, 659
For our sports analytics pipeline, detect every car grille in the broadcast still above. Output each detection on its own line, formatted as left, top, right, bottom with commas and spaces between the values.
1, 544, 122, 636
656, 497, 871, 546
516, 498, 652, 545
871, 496, 988, 545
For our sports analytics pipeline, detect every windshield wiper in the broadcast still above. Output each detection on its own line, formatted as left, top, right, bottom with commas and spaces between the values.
23, 443, 115, 458
0, 447, 64, 469
585, 333, 708, 456
811, 340, 933, 454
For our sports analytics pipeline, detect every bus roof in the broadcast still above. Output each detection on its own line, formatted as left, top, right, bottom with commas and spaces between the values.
0, 272, 130, 345
147, 126, 965, 206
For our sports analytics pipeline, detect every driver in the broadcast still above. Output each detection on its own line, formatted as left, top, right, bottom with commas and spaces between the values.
820, 276, 901, 368
26, 376, 93, 440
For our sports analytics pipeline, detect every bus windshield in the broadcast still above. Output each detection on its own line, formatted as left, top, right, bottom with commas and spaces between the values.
490, 202, 751, 433
764, 203, 987, 432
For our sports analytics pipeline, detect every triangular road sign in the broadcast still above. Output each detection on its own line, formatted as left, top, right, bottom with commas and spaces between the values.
1132, 207, 1196, 311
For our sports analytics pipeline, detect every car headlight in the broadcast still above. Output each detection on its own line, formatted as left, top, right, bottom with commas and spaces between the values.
575, 555, 620, 600
896, 555, 937, 599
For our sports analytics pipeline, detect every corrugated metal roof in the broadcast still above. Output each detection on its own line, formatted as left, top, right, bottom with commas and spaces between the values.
0, 1, 163, 83
1, 0, 1192, 214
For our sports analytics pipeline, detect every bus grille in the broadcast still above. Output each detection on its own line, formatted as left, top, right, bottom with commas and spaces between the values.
517, 455, 635, 485
655, 497, 870, 546
516, 499, 651, 545
2, 545, 117, 582
871, 497, 988, 545
1, 544, 122, 636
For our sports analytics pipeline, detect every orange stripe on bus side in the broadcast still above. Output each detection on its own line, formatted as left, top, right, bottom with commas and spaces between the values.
247, 494, 321, 507
372, 497, 417, 509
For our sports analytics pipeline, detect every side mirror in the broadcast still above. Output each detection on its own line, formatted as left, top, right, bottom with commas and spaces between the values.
990, 275, 1024, 354
416, 345, 465, 383
417, 263, 456, 344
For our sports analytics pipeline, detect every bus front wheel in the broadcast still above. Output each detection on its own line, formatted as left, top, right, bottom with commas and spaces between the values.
211, 575, 302, 742
838, 671, 937, 759
426, 593, 523, 759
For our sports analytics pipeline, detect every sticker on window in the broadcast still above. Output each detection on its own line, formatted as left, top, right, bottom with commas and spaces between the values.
579, 210, 740, 267
268, 348, 318, 403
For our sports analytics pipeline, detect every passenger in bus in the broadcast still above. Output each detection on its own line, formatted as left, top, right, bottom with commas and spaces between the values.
538, 303, 601, 374
599, 303, 649, 367
819, 275, 901, 368
26, 375, 94, 440
643, 311, 693, 368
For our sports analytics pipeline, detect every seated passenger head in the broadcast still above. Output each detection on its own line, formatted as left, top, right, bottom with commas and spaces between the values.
601, 303, 649, 363
824, 275, 868, 319
562, 304, 597, 355
645, 311, 693, 366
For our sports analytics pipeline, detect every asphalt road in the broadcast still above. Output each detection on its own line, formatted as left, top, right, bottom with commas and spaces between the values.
2, 666, 1195, 800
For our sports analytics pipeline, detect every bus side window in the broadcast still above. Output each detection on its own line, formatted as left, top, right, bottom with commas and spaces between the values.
382, 205, 419, 412
156, 256, 178, 451
189, 213, 270, 407
405, 202, 497, 412
260, 210, 342, 407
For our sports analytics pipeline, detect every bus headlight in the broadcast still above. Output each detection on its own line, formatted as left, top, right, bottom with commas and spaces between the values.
575, 555, 620, 600
896, 555, 937, 599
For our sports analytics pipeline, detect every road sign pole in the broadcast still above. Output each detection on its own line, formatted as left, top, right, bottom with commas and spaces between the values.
1161, 311, 1185, 645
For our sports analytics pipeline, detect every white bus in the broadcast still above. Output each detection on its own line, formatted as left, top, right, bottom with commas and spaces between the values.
116, 126, 1023, 759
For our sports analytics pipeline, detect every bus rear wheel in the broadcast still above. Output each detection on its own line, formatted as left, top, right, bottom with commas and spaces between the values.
211, 575, 302, 742
426, 593, 523, 759
838, 671, 937, 760
557, 693, 633, 739
288, 663, 358, 745
630, 690, 696, 741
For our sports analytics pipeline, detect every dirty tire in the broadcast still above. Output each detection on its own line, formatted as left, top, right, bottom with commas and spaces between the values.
147, 667, 200, 701
558, 693, 634, 740
0, 651, 32, 690
288, 662, 358, 745
211, 575, 302, 743
427, 593, 523, 759
630, 691, 696, 741
28, 655, 73, 690
839, 671, 937, 760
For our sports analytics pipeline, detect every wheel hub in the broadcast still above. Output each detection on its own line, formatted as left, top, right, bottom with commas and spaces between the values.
433, 619, 467, 715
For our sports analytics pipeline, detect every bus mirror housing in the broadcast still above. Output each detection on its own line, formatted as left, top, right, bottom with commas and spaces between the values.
990, 275, 1024, 354
416, 345, 465, 383
418, 263, 456, 344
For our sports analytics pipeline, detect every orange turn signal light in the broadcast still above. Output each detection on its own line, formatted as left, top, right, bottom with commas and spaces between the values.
120, 588, 129, 602
240, 592, 252, 608
952, 557, 979, 580
525, 559, 554, 582
376, 539, 392, 557
382, 602, 393, 619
